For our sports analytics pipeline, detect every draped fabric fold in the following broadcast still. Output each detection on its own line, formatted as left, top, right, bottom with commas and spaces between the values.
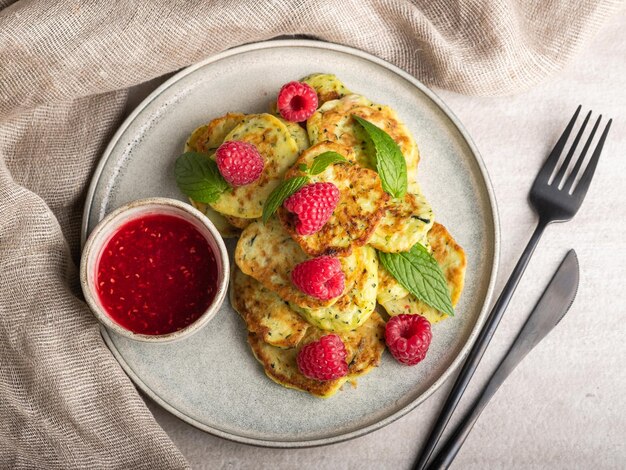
0, 0, 620, 467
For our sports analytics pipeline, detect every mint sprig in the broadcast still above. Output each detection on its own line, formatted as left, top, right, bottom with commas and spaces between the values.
262, 152, 348, 223
352, 115, 407, 199
308, 151, 348, 175
262, 176, 308, 223
378, 244, 454, 316
175, 152, 230, 203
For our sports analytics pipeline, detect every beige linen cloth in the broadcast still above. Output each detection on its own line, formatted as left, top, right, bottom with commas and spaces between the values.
0, 0, 621, 468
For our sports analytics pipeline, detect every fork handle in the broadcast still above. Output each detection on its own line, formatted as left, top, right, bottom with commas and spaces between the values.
426, 297, 548, 469
414, 219, 548, 470
426, 351, 516, 469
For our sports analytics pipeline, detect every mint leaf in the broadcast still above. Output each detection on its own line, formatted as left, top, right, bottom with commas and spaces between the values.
308, 151, 348, 175
352, 115, 407, 198
262, 176, 309, 223
378, 244, 454, 316
175, 152, 230, 203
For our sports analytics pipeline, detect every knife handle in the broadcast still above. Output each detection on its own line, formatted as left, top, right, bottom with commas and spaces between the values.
425, 249, 578, 469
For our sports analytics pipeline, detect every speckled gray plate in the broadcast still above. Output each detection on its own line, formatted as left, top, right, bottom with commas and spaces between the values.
82, 40, 499, 448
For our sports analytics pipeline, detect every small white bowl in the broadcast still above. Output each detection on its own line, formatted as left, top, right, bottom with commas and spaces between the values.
80, 197, 229, 343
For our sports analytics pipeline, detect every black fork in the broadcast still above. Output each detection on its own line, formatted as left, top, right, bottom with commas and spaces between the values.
414, 106, 612, 470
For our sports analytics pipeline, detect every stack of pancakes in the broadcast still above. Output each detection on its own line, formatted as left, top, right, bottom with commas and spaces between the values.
184, 74, 466, 397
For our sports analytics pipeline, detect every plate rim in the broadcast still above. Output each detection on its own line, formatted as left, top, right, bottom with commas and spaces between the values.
82, 38, 501, 448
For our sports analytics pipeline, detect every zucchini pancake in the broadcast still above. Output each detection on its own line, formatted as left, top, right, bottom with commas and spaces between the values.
178, 74, 466, 398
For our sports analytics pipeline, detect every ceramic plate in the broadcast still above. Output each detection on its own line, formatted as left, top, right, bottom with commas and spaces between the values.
82, 40, 499, 448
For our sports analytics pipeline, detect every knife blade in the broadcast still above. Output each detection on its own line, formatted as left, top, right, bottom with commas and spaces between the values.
427, 249, 580, 469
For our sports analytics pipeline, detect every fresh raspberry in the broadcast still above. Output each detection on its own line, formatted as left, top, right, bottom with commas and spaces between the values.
283, 182, 339, 235
277, 81, 319, 122
291, 256, 345, 301
215, 140, 264, 186
385, 314, 432, 366
297, 334, 348, 381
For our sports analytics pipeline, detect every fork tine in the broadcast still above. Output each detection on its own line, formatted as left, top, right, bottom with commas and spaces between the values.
571, 118, 612, 198
535, 105, 581, 184
563, 115, 601, 193
553, 110, 591, 186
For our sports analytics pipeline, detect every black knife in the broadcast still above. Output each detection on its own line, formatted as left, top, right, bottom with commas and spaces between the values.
426, 249, 580, 469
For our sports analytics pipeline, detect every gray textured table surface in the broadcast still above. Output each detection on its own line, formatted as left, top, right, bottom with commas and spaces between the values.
126, 13, 626, 470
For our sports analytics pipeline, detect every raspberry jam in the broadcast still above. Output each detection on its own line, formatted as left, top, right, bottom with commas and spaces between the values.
96, 214, 218, 335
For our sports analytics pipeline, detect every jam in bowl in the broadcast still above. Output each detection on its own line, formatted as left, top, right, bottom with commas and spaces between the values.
80, 198, 229, 342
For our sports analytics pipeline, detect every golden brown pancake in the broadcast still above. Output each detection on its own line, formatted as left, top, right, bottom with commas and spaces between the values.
291, 246, 379, 332
376, 259, 413, 305
235, 218, 368, 311
378, 223, 467, 324
231, 268, 309, 348
184, 112, 246, 154
189, 199, 241, 238
247, 311, 386, 398
278, 141, 388, 257
209, 113, 301, 219
269, 73, 351, 117
276, 117, 310, 155
368, 188, 434, 253
307, 94, 419, 177
224, 215, 252, 230
301, 73, 352, 105
185, 113, 253, 233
